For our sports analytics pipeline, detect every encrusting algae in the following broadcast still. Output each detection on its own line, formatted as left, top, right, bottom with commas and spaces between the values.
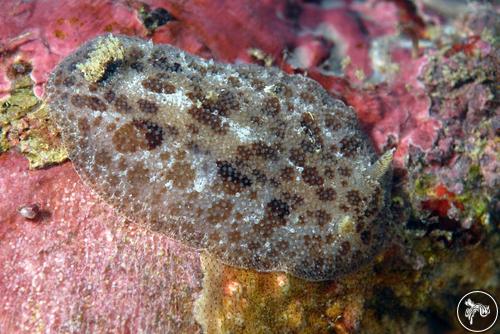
1, 60, 67, 169
76, 35, 125, 83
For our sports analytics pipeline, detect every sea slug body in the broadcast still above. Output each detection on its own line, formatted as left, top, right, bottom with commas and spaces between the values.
46, 34, 393, 281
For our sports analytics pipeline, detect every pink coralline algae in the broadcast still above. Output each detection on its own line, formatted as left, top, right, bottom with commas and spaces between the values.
0, 1, 147, 99
0, 152, 202, 333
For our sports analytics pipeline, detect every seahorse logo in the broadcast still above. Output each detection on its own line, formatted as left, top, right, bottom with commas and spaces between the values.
464, 298, 490, 325
457, 291, 498, 332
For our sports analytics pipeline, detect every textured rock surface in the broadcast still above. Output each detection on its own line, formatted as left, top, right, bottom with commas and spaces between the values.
0, 151, 202, 333
46, 34, 392, 281
1, 0, 498, 332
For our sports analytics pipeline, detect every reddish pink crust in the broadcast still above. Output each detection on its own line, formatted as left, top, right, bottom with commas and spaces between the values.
0, 0, 442, 166
0, 0, 497, 332
0, 152, 202, 333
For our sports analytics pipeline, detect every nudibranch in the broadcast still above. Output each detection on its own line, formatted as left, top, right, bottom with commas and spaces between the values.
46, 34, 393, 281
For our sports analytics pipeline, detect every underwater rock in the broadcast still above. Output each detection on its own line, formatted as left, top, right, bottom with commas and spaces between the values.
0, 151, 202, 333
46, 34, 393, 281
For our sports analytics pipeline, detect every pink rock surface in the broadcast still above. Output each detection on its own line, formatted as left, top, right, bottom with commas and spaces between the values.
1, 0, 439, 165
346, 50, 440, 166
1, 0, 497, 332
300, 4, 373, 80
0, 1, 147, 99
0, 152, 202, 333
0, 0, 296, 99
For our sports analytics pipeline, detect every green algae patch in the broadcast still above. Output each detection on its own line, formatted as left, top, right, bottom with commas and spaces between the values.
18, 104, 68, 169
1, 61, 67, 168
1, 77, 38, 150
76, 35, 125, 83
